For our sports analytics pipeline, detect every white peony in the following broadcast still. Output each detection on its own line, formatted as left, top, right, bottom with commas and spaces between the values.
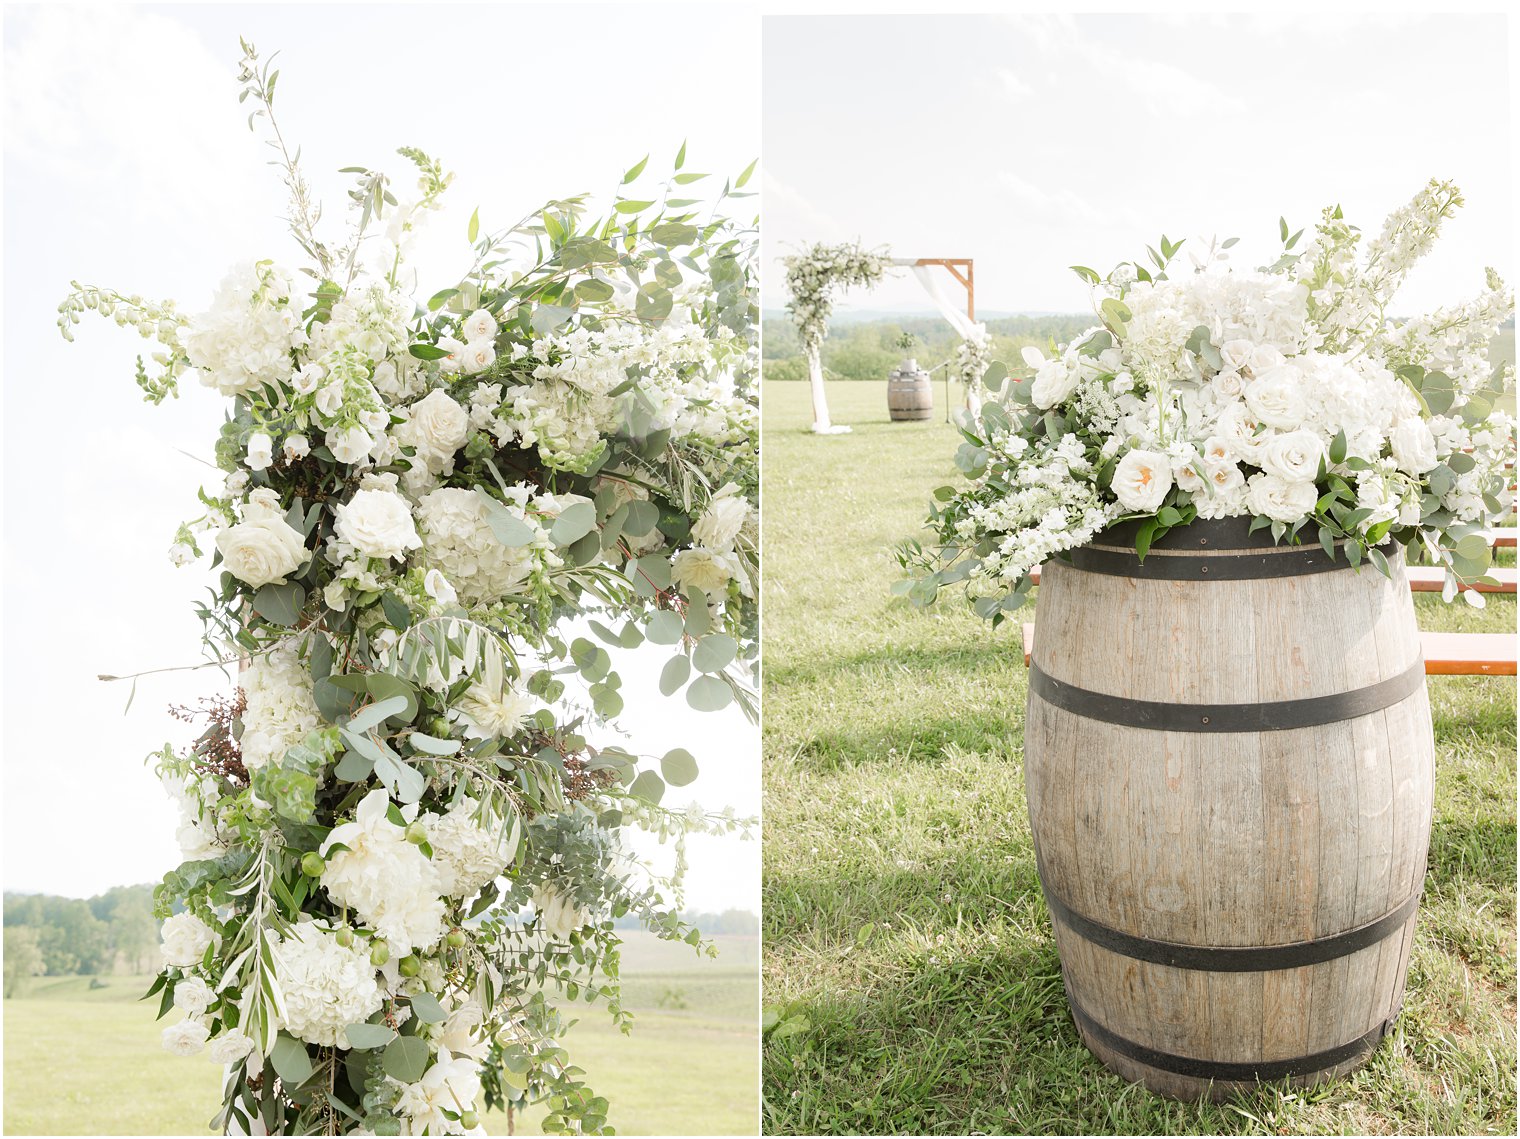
161, 1017, 210, 1056
334, 488, 422, 561
215, 498, 307, 588
161, 911, 217, 968
533, 884, 594, 941
424, 798, 520, 898
691, 483, 750, 551
1246, 473, 1318, 522
1031, 360, 1079, 409
173, 976, 214, 1016
416, 488, 541, 606
320, 789, 446, 954
396, 389, 471, 474
1111, 449, 1173, 513
1244, 366, 1308, 428
1260, 430, 1326, 484
1390, 416, 1439, 474
208, 1028, 258, 1067
270, 923, 384, 1046
246, 432, 274, 472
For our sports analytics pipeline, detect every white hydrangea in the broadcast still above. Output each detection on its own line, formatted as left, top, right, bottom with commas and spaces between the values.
320, 789, 446, 953
415, 487, 547, 607
240, 638, 322, 772
423, 797, 520, 898
180, 262, 306, 396
270, 922, 384, 1046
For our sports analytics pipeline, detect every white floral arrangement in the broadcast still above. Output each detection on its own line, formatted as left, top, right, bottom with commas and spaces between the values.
902, 181, 1515, 617
950, 323, 995, 399
781, 241, 893, 358
60, 42, 757, 1136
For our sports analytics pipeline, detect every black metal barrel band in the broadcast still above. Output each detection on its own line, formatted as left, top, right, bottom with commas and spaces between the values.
1065, 543, 1348, 580
1067, 990, 1396, 1083
1043, 885, 1422, 972
1028, 656, 1425, 734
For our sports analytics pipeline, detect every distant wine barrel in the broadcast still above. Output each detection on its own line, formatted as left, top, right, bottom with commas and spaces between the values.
1024, 517, 1433, 1101
887, 359, 933, 421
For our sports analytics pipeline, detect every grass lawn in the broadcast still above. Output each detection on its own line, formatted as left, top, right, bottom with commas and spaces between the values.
760, 379, 1516, 1136
2, 933, 757, 1136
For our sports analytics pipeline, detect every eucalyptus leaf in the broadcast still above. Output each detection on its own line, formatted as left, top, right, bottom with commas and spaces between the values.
550, 502, 597, 546
692, 634, 737, 674
253, 582, 306, 627
658, 654, 691, 696
269, 1033, 313, 1085
629, 769, 665, 805
660, 748, 699, 787
382, 1035, 430, 1083
686, 675, 732, 712
343, 1023, 397, 1050
646, 610, 685, 645
348, 695, 408, 734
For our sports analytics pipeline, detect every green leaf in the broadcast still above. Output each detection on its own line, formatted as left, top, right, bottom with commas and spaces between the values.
574, 278, 615, 303
686, 675, 732, 712
348, 695, 408, 734
363, 674, 418, 723
629, 769, 665, 805
270, 1033, 313, 1085
650, 222, 698, 247
426, 288, 458, 313
333, 750, 372, 783
467, 207, 480, 244
673, 140, 687, 170
659, 654, 691, 696
408, 992, 446, 1024
381, 592, 411, 631
621, 155, 648, 184
614, 199, 655, 214
624, 500, 660, 537
374, 752, 425, 804
382, 1035, 430, 1083
646, 610, 685, 645
1329, 429, 1348, 465
549, 502, 597, 546
344, 1022, 397, 1050
692, 634, 737, 674
635, 284, 674, 322
253, 582, 305, 627
660, 748, 699, 787
735, 157, 758, 188
409, 342, 450, 361
409, 733, 459, 756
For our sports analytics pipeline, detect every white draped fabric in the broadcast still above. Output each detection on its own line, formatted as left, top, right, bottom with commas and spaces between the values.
893, 259, 983, 417
807, 345, 852, 434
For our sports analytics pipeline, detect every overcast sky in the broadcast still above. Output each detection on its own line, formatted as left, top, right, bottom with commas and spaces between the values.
2, 3, 759, 913
762, 10, 1513, 319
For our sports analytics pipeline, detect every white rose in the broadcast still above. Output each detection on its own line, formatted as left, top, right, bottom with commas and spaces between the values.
160, 911, 217, 968
1111, 449, 1173, 513
1031, 360, 1078, 409
1246, 473, 1318, 523
283, 434, 310, 461
246, 432, 274, 472
1247, 344, 1286, 374
1204, 459, 1246, 495
214, 513, 307, 589
208, 1029, 257, 1067
400, 389, 470, 461
462, 309, 498, 342
334, 488, 421, 560
1260, 430, 1326, 484
459, 341, 496, 375
437, 336, 466, 374
1244, 366, 1306, 428
1213, 370, 1244, 397
173, 976, 214, 1016
1220, 339, 1255, 372
161, 1017, 210, 1057
691, 484, 750, 551
327, 424, 375, 465
1390, 416, 1438, 475
1216, 403, 1265, 459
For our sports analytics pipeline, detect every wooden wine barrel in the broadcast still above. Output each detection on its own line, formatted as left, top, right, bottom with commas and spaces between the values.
1024, 517, 1433, 1101
887, 359, 933, 421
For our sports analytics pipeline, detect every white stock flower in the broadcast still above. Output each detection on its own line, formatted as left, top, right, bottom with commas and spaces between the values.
173, 976, 214, 1016
334, 488, 422, 560
1390, 416, 1439, 474
1246, 473, 1318, 522
246, 432, 274, 472
1260, 430, 1326, 484
271, 923, 385, 1046
1111, 449, 1173, 513
690, 483, 750, 551
160, 911, 217, 968
320, 789, 446, 954
215, 498, 306, 588
161, 1017, 211, 1056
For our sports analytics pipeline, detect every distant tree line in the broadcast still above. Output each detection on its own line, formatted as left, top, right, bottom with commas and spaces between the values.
610, 908, 759, 935
762, 313, 1097, 384
4, 886, 158, 995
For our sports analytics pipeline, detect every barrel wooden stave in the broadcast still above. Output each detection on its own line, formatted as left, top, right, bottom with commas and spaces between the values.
887, 364, 933, 421
1026, 533, 1434, 1101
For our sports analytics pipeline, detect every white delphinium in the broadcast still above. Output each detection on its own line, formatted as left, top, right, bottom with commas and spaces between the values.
240, 637, 322, 772
320, 789, 446, 953
270, 922, 385, 1046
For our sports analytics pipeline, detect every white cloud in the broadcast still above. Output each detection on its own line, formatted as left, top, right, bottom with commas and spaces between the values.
997, 68, 1033, 99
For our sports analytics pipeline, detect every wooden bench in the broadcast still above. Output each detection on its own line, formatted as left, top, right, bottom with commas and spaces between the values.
1020, 623, 1516, 677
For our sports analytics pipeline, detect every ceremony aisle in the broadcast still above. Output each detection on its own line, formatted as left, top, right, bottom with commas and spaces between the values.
759, 378, 1516, 1136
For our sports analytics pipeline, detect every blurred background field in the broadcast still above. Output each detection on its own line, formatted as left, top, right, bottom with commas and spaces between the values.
2, 931, 757, 1136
